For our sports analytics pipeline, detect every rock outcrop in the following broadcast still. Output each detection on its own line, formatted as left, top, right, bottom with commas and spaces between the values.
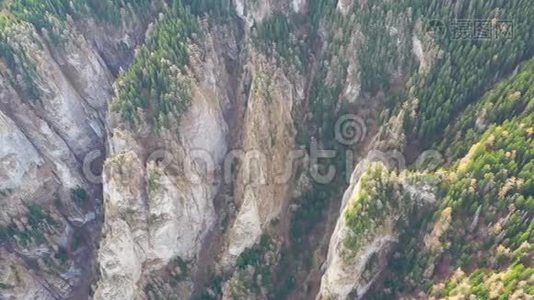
94, 19, 237, 298
221, 51, 302, 268
318, 162, 436, 299
0, 9, 153, 299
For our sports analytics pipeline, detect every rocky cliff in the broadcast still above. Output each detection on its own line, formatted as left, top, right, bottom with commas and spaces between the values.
317, 162, 437, 299
0, 3, 155, 298
95, 16, 237, 298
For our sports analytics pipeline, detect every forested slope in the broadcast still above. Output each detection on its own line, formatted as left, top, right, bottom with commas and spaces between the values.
370, 60, 533, 299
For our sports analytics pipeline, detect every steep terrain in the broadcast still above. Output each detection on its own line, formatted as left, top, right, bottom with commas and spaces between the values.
0, 0, 159, 298
0, 0, 532, 299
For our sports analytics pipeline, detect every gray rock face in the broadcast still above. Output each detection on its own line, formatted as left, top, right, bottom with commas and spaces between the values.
221, 51, 301, 269
0, 12, 150, 299
94, 20, 236, 298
